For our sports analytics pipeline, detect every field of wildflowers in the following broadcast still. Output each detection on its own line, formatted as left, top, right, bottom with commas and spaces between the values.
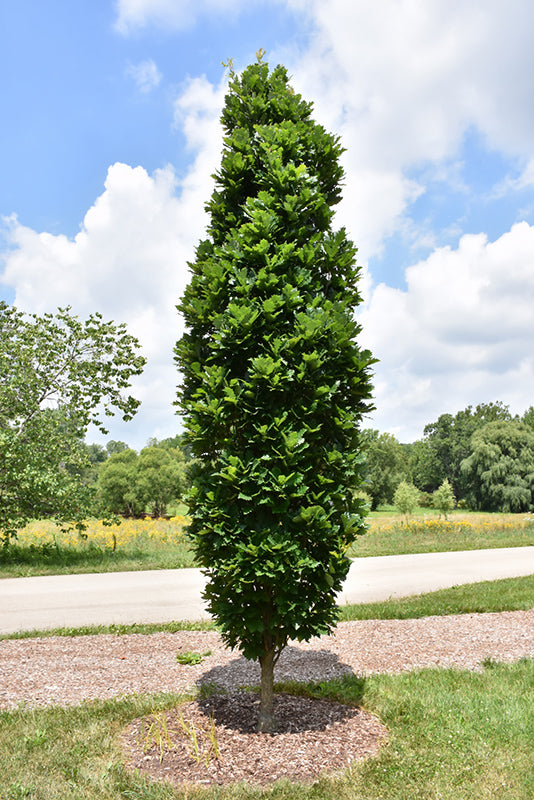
0, 514, 196, 577
350, 511, 534, 557
1, 510, 532, 577
18, 514, 191, 550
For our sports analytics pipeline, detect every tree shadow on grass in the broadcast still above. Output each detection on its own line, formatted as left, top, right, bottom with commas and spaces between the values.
196, 646, 365, 733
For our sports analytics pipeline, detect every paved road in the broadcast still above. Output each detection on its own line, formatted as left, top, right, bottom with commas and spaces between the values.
1, 546, 534, 635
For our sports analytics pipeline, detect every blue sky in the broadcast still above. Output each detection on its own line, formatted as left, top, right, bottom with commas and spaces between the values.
2, 0, 534, 447
0, 1, 304, 242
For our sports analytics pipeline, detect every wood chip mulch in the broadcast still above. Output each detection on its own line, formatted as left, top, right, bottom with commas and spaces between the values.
121, 691, 388, 788
3, 609, 533, 789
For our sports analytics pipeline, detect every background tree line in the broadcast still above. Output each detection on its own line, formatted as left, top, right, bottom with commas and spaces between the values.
70, 399, 534, 519
362, 401, 534, 513
83, 435, 193, 518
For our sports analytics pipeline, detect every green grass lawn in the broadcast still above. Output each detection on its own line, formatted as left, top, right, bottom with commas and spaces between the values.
2, 570, 533, 797
1, 510, 533, 578
339, 572, 534, 620
2, 511, 533, 796
1, 660, 533, 799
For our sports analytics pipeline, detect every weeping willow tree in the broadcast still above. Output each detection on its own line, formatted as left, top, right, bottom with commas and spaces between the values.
175, 56, 374, 731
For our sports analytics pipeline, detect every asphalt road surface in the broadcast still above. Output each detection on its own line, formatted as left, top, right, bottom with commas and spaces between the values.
1, 546, 534, 635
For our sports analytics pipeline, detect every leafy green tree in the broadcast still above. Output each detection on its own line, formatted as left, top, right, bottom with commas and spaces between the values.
106, 440, 130, 456
393, 481, 420, 521
361, 429, 407, 509
410, 402, 512, 499
522, 406, 534, 433
135, 445, 187, 516
432, 479, 455, 519
86, 443, 108, 466
409, 427, 450, 493
460, 421, 534, 512
97, 445, 187, 517
158, 433, 195, 461
0, 303, 145, 543
71, 442, 109, 497
96, 449, 141, 517
175, 59, 374, 731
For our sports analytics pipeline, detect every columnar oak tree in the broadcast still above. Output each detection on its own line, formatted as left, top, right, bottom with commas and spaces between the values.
175, 59, 374, 731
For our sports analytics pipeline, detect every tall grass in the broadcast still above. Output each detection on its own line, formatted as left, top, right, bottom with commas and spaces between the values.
350, 511, 534, 557
1, 510, 533, 578
0, 515, 195, 578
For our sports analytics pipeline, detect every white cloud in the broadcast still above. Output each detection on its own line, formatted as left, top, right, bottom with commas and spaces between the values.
1, 77, 226, 449
281, 0, 534, 260
495, 157, 534, 198
173, 75, 225, 154
114, 0, 256, 34
126, 58, 162, 93
359, 222, 534, 440
516, 159, 534, 190
2, 164, 192, 447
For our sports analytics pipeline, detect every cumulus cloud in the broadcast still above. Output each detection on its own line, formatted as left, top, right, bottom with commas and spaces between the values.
114, 0, 256, 34
126, 58, 162, 93
1, 76, 226, 448
281, 0, 534, 260
359, 222, 534, 440
5, 1, 534, 447
172, 74, 226, 204
2, 164, 193, 446
114, 0, 534, 265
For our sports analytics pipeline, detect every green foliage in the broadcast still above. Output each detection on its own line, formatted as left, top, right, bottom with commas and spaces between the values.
96, 445, 187, 517
393, 481, 420, 520
96, 448, 141, 516
175, 650, 212, 665
175, 60, 374, 715
432, 478, 456, 519
410, 401, 512, 498
0, 303, 145, 543
460, 420, 534, 512
522, 405, 534, 433
361, 428, 407, 509
105, 439, 129, 456
135, 445, 187, 517
417, 490, 434, 508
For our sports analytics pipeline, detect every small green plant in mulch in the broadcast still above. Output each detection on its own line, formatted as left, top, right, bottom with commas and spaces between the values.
175, 649, 212, 665
140, 710, 175, 763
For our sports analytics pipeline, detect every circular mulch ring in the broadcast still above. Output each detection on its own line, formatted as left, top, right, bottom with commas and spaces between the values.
121, 691, 388, 788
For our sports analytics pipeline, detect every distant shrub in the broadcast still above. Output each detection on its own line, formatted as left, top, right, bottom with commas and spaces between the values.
394, 481, 420, 521
432, 479, 456, 520
418, 491, 434, 508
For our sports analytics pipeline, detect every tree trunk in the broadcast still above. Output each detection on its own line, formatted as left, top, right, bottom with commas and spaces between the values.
257, 646, 277, 732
